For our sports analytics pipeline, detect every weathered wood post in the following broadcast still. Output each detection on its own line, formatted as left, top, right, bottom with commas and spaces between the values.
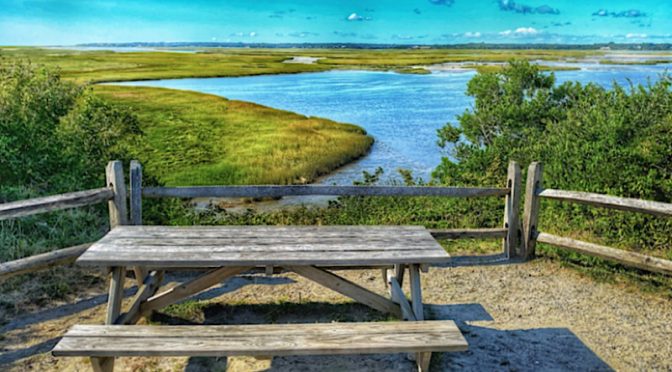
129, 160, 142, 226
522, 162, 543, 259
503, 161, 522, 258
101, 161, 128, 372
105, 160, 128, 228
129, 160, 147, 285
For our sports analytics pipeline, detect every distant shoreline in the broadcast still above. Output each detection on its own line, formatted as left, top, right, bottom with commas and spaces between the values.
69, 41, 672, 51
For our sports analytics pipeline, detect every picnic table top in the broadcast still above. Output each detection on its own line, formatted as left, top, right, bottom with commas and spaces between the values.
76, 225, 449, 268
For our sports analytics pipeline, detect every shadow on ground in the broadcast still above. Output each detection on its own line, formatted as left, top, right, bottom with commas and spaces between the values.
154, 300, 612, 372
2, 272, 612, 371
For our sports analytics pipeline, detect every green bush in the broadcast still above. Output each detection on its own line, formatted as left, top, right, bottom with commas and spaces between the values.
435, 60, 672, 256
0, 60, 143, 258
0, 60, 141, 194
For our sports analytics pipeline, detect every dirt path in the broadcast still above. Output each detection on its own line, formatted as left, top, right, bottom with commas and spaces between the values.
1, 258, 671, 371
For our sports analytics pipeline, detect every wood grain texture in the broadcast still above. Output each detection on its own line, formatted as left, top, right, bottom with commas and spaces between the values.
0, 243, 91, 281
522, 162, 543, 259
143, 185, 510, 199
129, 160, 143, 226
538, 189, 672, 218
77, 226, 449, 267
0, 188, 113, 221
409, 265, 424, 321
106, 267, 125, 325
128, 160, 146, 286
116, 271, 163, 325
106, 161, 128, 228
388, 277, 415, 321
537, 232, 672, 275
52, 321, 468, 357
290, 266, 403, 318
503, 161, 522, 258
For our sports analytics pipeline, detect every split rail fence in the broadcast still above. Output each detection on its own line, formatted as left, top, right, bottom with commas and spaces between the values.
1, 160, 671, 280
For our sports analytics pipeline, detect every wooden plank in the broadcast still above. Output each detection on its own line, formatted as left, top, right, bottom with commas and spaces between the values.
106, 267, 125, 325
538, 189, 672, 218
129, 160, 143, 226
429, 228, 507, 240
393, 264, 405, 285
63, 321, 465, 337
0, 243, 91, 281
116, 271, 163, 325
522, 162, 543, 259
289, 266, 403, 318
90, 357, 113, 372
417, 353, 432, 372
103, 224, 433, 237
129, 161, 146, 286
388, 275, 415, 321
77, 250, 448, 268
409, 265, 424, 321
95, 238, 448, 249
537, 232, 672, 275
140, 266, 250, 314
105, 161, 128, 228
52, 321, 468, 357
143, 185, 510, 199
503, 161, 522, 258
0, 188, 113, 221
409, 264, 430, 371
77, 226, 449, 268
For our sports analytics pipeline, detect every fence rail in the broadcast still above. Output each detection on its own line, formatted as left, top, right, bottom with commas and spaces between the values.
6, 159, 669, 280
523, 162, 672, 276
0, 187, 113, 221
537, 189, 672, 217
537, 233, 672, 275
0, 243, 93, 281
142, 185, 511, 199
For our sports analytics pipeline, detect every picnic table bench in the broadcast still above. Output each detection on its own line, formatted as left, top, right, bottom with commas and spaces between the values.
53, 225, 468, 371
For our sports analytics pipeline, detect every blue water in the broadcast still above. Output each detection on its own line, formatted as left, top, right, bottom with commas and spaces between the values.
114, 63, 671, 184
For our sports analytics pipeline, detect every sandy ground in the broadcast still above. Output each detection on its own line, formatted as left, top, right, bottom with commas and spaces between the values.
1, 257, 671, 371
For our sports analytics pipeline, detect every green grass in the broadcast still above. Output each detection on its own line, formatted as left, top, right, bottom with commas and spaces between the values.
0, 47, 614, 83
94, 85, 373, 185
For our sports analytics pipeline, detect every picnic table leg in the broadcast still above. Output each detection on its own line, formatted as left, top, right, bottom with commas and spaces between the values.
410, 264, 431, 372
93, 266, 125, 372
384, 264, 404, 289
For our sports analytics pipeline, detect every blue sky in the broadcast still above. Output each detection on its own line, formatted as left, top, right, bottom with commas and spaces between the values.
1, 0, 671, 45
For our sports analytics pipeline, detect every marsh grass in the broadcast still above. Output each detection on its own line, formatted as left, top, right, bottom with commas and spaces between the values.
0, 47, 612, 83
94, 85, 373, 186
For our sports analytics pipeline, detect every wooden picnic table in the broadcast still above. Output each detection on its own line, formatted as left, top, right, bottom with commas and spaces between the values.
54, 225, 465, 371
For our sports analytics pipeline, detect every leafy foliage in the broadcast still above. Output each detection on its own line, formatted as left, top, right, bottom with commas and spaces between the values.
435, 60, 672, 255
0, 60, 141, 193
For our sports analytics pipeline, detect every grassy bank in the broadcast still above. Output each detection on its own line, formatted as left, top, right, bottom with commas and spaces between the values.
0, 47, 616, 83
94, 85, 373, 185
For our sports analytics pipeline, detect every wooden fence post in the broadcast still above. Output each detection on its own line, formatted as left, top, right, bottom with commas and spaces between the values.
129, 160, 142, 226
503, 161, 522, 258
129, 160, 147, 285
105, 161, 128, 228
522, 162, 543, 259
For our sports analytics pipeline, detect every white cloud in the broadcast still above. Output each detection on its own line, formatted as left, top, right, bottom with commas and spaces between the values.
626, 33, 647, 39
347, 13, 362, 21
514, 27, 538, 34
346, 12, 371, 21
249, 31, 257, 37
499, 27, 539, 37
464, 32, 482, 38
